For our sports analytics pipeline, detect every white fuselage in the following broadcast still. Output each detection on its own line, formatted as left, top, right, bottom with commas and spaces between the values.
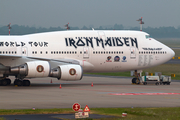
0, 30, 175, 73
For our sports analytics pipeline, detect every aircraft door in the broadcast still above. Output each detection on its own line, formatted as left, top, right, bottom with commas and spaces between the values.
130, 47, 136, 59
83, 47, 89, 59
21, 47, 28, 56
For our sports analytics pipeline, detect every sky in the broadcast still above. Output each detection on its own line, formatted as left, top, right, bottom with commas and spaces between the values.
0, 0, 180, 28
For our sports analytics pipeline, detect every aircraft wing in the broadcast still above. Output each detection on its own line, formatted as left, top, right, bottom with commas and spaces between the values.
0, 54, 22, 58
0, 54, 79, 65
27, 56, 80, 65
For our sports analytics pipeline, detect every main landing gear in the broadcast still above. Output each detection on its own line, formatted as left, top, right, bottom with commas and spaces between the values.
0, 78, 11, 86
14, 79, 30, 86
0, 78, 30, 86
132, 70, 140, 84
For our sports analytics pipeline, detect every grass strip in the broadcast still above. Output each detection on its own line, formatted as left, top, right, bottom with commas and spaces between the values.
0, 108, 72, 115
0, 107, 180, 120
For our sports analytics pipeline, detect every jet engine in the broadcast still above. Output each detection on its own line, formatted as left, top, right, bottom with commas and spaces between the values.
11, 61, 50, 78
49, 64, 83, 80
10, 61, 83, 80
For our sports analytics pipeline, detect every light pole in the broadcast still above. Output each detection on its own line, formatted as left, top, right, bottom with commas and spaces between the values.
7, 23, 12, 35
137, 17, 144, 31
64, 23, 70, 30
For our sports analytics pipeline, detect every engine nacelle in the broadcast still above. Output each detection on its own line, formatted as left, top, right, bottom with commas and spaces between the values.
11, 61, 50, 78
26, 61, 50, 78
11, 61, 83, 80
49, 64, 83, 80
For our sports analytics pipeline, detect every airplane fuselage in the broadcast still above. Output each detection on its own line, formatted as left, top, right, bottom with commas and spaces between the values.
0, 30, 174, 73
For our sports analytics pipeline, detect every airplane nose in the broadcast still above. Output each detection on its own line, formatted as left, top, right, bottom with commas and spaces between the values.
170, 48, 175, 58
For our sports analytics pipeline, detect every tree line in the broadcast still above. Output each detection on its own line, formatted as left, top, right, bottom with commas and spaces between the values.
0, 24, 180, 38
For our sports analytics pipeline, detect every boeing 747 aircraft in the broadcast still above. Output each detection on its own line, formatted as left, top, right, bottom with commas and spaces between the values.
0, 30, 175, 86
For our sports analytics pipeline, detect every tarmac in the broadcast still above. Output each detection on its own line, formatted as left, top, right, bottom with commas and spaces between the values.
165, 59, 180, 64
0, 75, 180, 109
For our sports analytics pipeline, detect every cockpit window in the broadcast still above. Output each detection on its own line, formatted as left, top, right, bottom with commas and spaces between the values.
146, 35, 150, 39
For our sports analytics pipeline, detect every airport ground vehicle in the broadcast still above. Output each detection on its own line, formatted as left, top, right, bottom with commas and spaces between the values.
141, 76, 160, 85
160, 75, 171, 85
141, 75, 171, 85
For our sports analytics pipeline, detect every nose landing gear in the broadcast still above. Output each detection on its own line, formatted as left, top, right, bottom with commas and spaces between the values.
132, 70, 141, 84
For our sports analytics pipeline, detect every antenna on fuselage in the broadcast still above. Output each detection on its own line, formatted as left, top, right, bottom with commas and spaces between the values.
136, 17, 144, 31
6, 23, 12, 35
64, 23, 70, 30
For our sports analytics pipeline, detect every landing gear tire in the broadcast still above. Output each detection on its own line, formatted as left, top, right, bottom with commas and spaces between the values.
143, 82, 147, 85
14, 79, 23, 86
2, 80, 8, 86
132, 78, 140, 84
23, 80, 30, 86
132, 78, 136, 83
6, 78, 11, 85
0, 78, 11, 86
155, 82, 159, 85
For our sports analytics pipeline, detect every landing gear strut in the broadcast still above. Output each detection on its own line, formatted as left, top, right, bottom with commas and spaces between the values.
132, 70, 140, 84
